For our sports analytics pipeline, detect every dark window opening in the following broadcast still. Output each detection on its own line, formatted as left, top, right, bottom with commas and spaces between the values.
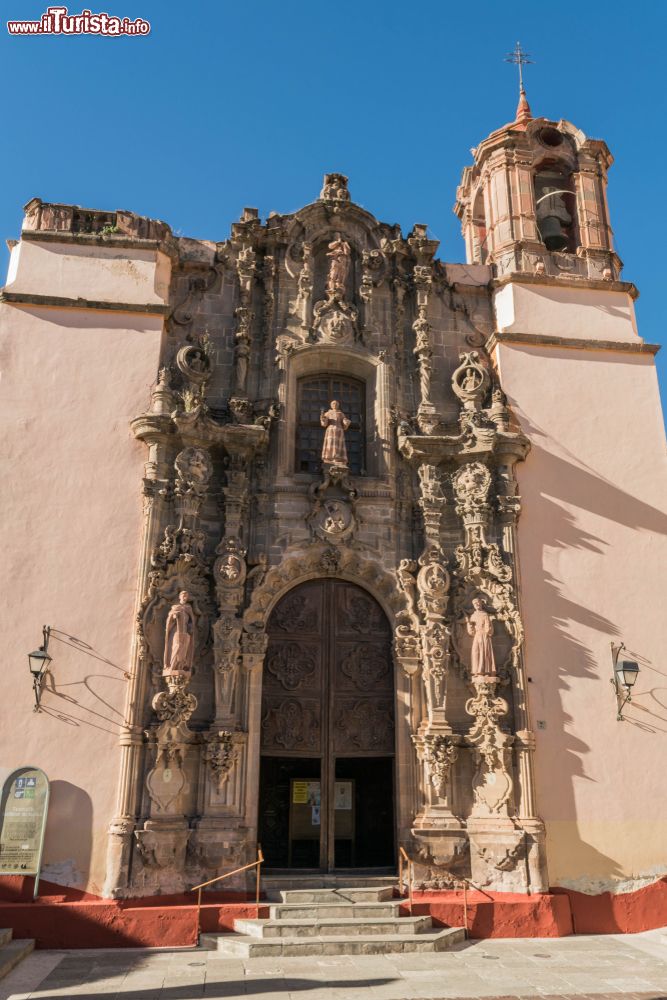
534, 167, 577, 253
296, 375, 365, 475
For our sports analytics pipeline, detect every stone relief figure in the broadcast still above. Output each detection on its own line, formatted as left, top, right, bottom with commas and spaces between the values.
163, 590, 196, 680
323, 500, 348, 534
326, 235, 351, 298
320, 400, 351, 466
467, 596, 497, 679
463, 367, 482, 391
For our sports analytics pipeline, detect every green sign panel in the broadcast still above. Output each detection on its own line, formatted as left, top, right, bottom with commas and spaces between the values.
0, 767, 49, 896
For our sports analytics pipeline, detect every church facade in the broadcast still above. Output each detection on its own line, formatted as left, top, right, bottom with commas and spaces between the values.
1, 94, 666, 928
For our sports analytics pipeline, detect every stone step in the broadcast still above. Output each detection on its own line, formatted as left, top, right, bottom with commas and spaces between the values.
0, 939, 35, 980
0, 930, 12, 948
262, 874, 396, 898
269, 901, 402, 920
279, 886, 394, 904
235, 915, 432, 939
202, 926, 465, 957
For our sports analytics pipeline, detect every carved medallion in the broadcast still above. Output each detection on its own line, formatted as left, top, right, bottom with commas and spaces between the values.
334, 699, 394, 752
266, 642, 317, 690
340, 645, 390, 691
272, 593, 318, 633
310, 499, 355, 543
261, 698, 320, 752
340, 592, 387, 634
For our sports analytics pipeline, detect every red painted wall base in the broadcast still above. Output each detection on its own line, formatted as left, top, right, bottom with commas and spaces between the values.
0, 876, 665, 948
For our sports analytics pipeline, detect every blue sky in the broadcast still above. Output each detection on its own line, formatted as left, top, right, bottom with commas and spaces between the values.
2, 0, 665, 410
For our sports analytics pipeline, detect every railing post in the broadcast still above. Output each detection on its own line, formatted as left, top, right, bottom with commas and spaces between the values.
255, 850, 261, 909
196, 886, 202, 946
462, 881, 468, 940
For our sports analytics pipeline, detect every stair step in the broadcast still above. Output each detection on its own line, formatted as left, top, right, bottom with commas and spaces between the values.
235, 915, 432, 938
0, 930, 12, 949
202, 927, 464, 957
269, 901, 402, 920
279, 886, 394, 904
0, 939, 35, 980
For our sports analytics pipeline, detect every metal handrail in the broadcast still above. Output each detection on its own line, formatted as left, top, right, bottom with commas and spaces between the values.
398, 846, 413, 913
397, 852, 494, 939
190, 846, 264, 944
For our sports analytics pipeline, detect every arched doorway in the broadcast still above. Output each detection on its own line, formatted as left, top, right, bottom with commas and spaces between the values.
258, 579, 396, 871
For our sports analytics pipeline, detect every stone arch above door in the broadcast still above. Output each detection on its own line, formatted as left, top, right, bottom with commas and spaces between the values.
242, 542, 408, 638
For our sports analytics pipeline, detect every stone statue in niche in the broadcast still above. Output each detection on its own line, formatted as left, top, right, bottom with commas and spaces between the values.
320, 400, 351, 467
326, 235, 351, 298
163, 590, 196, 681
462, 367, 482, 392
467, 596, 497, 679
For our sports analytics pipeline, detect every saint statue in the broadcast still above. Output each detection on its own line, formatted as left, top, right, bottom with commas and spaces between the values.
326, 235, 351, 298
163, 590, 196, 680
466, 596, 497, 678
320, 400, 351, 466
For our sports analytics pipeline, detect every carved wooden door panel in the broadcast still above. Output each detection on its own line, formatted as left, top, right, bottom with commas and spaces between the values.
261, 580, 394, 870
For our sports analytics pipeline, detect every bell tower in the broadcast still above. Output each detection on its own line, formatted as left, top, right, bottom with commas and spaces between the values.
455, 88, 621, 282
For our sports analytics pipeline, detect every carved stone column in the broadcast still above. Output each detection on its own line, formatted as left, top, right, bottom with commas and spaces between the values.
230, 246, 256, 422
104, 373, 175, 897
412, 262, 438, 435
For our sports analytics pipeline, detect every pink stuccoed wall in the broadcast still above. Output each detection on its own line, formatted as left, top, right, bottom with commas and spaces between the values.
494, 337, 667, 893
0, 299, 164, 895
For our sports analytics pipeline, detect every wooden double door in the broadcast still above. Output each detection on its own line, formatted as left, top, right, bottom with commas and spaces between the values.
259, 580, 395, 871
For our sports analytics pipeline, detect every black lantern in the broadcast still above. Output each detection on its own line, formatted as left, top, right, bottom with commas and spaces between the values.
28, 626, 52, 712
610, 643, 640, 721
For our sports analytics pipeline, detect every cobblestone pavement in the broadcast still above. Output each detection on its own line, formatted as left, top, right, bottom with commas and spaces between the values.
1, 930, 666, 1000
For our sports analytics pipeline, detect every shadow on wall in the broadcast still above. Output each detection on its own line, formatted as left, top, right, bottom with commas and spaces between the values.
0, 781, 93, 902
508, 400, 667, 884
39, 629, 128, 736
41, 780, 93, 892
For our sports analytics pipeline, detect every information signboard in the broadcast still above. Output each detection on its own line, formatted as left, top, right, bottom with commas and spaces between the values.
0, 767, 49, 897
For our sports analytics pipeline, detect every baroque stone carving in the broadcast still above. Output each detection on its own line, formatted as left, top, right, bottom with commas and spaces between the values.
419, 734, 459, 799
451, 351, 490, 412
203, 730, 238, 787
467, 596, 497, 679
321, 401, 351, 466
163, 591, 196, 681
312, 234, 359, 343
319, 173, 351, 203
465, 680, 513, 816
213, 537, 247, 608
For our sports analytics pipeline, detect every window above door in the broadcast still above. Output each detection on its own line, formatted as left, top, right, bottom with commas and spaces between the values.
296, 374, 365, 475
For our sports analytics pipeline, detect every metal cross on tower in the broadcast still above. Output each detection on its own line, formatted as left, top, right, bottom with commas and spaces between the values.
504, 41, 534, 93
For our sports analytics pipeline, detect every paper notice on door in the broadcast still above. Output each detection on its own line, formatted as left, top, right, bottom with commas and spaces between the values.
334, 781, 352, 810
311, 805, 321, 826
292, 781, 309, 804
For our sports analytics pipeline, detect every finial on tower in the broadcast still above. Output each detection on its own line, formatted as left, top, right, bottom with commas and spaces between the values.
504, 41, 534, 124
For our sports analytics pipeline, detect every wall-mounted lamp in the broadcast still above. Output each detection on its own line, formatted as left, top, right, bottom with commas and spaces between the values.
28, 626, 52, 712
610, 642, 639, 721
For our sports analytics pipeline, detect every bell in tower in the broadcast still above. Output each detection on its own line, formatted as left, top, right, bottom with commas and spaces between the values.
455, 51, 621, 281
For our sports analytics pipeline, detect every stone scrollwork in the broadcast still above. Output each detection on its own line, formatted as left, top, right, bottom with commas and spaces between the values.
308, 463, 358, 545
203, 730, 239, 788
213, 537, 247, 608
419, 733, 459, 800
465, 680, 514, 816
